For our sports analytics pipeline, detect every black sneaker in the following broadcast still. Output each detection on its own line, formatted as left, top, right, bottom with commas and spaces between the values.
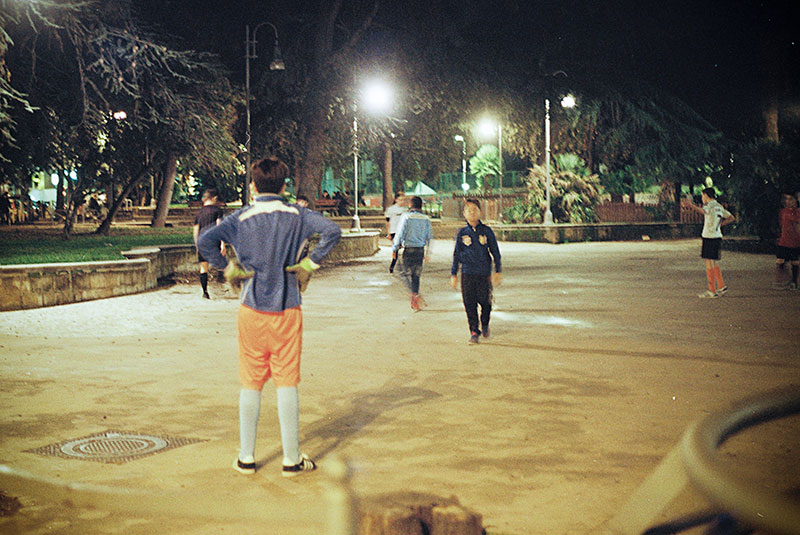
233, 457, 256, 475
203, 292, 210, 299
469, 332, 480, 344
482, 325, 490, 338
282, 454, 316, 478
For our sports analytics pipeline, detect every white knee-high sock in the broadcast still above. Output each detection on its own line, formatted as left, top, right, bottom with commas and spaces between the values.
239, 388, 261, 463
276, 386, 300, 466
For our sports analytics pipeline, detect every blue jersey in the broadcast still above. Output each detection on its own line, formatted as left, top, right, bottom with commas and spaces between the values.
451, 221, 502, 276
198, 194, 341, 312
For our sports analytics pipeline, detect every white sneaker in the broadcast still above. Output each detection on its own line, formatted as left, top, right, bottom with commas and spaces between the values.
233, 457, 256, 475
698, 290, 718, 299
715, 286, 728, 296
282, 453, 317, 477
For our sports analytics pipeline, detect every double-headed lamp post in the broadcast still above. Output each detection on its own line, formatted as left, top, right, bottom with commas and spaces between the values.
352, 78, 393, 231
453, 135, 467, 192
244, 22, 285, 205
543, 94, 576, 225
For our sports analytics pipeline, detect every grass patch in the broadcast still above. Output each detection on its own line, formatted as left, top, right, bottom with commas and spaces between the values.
0, 225, 193, 265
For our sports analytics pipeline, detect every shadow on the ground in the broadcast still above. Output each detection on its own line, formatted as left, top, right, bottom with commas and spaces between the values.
257, 375, 441, 466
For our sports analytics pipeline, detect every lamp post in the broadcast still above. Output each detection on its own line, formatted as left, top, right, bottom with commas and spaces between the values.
352, 106, 361, 231
352, 78, 393, 231
454, 135, 467, 192
244, 22, 285, 205
543, 94, 575, 225
478, 119, 503, 221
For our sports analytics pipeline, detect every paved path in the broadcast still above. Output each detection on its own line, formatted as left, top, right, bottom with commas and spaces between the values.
1, 238, 798, 534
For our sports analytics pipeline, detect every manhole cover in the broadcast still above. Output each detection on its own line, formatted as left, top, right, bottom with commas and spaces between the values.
25, 430, 207, 464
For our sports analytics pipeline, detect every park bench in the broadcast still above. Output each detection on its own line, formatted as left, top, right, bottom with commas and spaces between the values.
314, 198, 339, 213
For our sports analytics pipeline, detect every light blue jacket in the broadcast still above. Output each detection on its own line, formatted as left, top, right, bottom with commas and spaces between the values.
392, 210, 432, 252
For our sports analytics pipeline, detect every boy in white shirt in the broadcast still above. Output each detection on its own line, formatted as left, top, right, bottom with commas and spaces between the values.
689, 187, 736, 298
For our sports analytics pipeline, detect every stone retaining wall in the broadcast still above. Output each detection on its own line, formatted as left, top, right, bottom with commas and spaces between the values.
496, 222, 704, 244
0, 231, 380, 311
0, 259, 151, 311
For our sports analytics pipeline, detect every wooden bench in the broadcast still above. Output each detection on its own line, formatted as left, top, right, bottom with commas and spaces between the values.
314, 198, 339, 213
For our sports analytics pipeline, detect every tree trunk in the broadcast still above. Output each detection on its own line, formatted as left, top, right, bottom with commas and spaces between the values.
95, 153, 165, 235
295, 103, 328, 203
61, 187, 87, 240
151, 153, 178, 228
382, 143, 393, 211
56, 172, 65, 211
294, 1, 377, 206
673, 181, 682, 222
762, 95, 779, 143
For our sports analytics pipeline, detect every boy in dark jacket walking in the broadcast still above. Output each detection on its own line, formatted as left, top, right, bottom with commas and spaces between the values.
450, 199, 502, 344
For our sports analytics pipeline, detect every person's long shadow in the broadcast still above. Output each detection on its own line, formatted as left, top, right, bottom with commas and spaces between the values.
258, 375, 441, 466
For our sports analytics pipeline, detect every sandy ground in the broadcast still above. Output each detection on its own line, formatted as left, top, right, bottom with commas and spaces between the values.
0, 238, 798, 534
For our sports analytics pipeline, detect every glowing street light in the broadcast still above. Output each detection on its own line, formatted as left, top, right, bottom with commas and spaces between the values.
544, 93, 576, 225
244, 22, 285, 205
352, 77, 394, 231
477, 117, 503, 220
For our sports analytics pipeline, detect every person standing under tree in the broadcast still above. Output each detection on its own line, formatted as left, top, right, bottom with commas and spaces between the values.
392, 196, 432, 311
775, 192, 800, 290
384, 192, 408, 273
450, 199, 502, 344
689, 187, 736, 298
193, 188, 224, 299
198, 157, 341, 477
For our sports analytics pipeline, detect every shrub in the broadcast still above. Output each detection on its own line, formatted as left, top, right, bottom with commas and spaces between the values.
504, 153, 602, 224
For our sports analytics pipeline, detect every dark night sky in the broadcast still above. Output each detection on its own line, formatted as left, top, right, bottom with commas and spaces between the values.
137, 0, 800, 138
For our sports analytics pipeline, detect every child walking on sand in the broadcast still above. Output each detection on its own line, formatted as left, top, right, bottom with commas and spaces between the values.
450, 199, 502, 343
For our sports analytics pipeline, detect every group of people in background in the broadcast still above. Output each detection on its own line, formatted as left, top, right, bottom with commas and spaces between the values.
188, 162, 796, 482
386, 191, 503, 342
689, 187, 800, 297
0, 191, 50, 224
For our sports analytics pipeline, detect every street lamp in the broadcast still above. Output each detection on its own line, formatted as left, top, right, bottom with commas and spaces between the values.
352, 77, 393, 231
244, 22, 285, 205
453, 135, 467, 192
543, 94, 575, 225
478, 118, 503, 221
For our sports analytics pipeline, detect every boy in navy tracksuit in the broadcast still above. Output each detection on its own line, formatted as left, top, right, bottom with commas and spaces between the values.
198, 157, 341, 477
450, 199, 502, 344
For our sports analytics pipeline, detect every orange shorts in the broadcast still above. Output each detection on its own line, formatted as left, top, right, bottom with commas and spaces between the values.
237, 305, 303, 389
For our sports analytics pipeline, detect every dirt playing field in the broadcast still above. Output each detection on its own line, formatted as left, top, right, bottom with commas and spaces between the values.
1, 237, 798, 534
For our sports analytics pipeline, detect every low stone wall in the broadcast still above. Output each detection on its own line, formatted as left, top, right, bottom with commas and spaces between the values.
496, 222, 703, 244
0, 259, 151, 311
0, 231, 380, 311
311, 230, 380, 263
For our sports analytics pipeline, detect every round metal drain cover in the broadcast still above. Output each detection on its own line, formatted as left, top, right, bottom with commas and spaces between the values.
60, 432, 168, 460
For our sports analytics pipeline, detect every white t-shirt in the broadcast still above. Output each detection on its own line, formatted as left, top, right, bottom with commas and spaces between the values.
385, 204, 408, 234
702, 200, 732, 238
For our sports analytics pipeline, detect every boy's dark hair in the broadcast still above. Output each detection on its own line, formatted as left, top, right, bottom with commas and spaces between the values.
410, 196, 422, 209
251, 157, 289, 193
464, 199, 480, 209
202, 188, 218, 200
702, 187, 717, 199
394, 192, 405, 201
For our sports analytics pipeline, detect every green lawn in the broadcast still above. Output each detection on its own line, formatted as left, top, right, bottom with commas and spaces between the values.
0, 225, 194, 265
